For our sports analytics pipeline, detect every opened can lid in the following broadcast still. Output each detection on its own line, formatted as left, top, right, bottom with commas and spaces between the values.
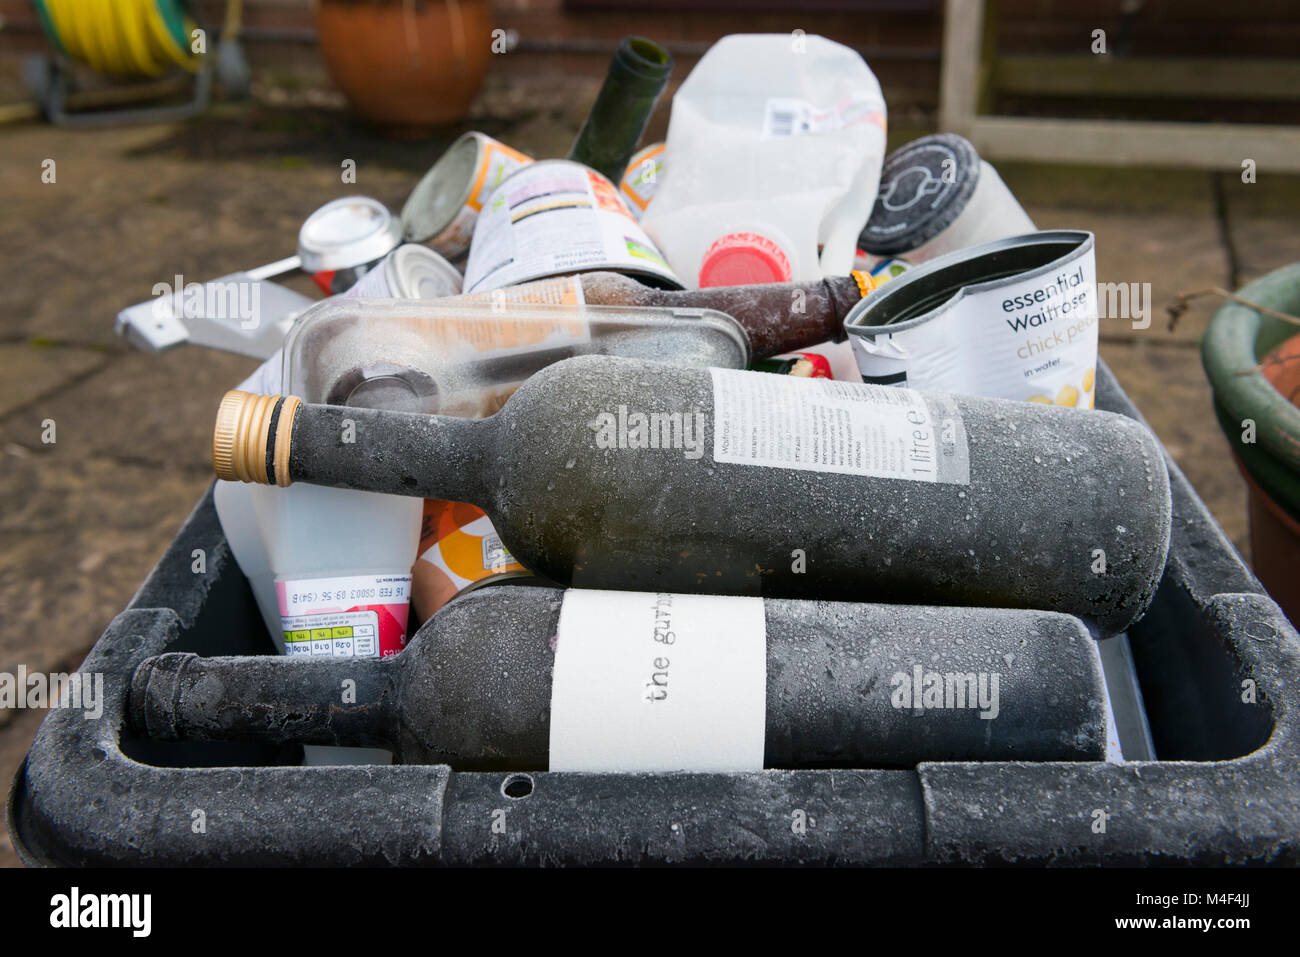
859, 133, 981, 256
298, 196, 403, 273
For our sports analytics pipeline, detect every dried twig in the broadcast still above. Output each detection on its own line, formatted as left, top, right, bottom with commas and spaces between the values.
1166, 286, 1300, 333
1167, 287, 1300, 377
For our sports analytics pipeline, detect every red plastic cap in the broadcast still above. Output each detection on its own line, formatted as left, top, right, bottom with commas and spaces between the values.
698, 232, 793, 287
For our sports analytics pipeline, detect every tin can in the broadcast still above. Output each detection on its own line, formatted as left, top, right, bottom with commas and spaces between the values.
618, 141, 665, 220
463, 159, 684, 293
298, 195, 404, 295
298, 196, 403, 273
410, 499, 533, 621
859, 133, 1036, 264
342, 243, 463, 300
401, 132, 533, 262
845, 230, 1099, 408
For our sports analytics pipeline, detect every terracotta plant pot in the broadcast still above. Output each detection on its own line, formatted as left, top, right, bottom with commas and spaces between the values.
1243, 333, 1300, 623
315, 0, 492, 137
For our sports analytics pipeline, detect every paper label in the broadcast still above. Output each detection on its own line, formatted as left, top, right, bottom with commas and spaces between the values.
467, 141, 533, 214
463, 163, 680, 292
455, 274, 585, 307
850, 245, 1098, 408
419, 501, 525, 586
710, 367, 969, 484
277, 574, 412, 658
619, 142, 665, 218
341, 260, 393, 298
548, 590, 767, 772
412, 500, 526, 620
762, 93, 887, 139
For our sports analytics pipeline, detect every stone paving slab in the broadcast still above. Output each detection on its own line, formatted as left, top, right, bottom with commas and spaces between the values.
1, 348, 259, 469
1099, 339, 1250, 556
0, 343, 109, 419
1017, 205, 1227, 346
0, 454, 213, 678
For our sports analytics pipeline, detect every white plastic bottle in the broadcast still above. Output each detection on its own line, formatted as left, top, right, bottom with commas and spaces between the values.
640, 34, 887, 289
215, 482, 420, 766
213, 480, 279, 641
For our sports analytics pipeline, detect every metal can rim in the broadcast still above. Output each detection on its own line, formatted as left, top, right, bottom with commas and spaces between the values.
844, 229, 1095, 336
297, 195, 403, 273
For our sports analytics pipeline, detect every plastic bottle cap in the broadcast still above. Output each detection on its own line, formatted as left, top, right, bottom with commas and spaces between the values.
698, 232, 794, 288
859, 133, 981, 257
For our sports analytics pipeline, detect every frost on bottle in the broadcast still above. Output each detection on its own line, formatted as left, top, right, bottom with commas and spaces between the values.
131, 586, 1111, 769
212, 355, 1172, 637
213, 382, 422, 767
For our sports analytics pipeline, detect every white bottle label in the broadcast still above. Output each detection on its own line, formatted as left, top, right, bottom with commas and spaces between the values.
277, 574, 412, 658
762, 94, 887, 139
548, 590, 767, 772
710, 368, 970, 484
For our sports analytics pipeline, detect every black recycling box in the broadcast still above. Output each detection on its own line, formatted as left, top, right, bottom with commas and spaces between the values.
7, 362, 1299, 865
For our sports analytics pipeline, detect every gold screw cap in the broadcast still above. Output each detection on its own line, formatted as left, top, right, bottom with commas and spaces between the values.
212, 390, 301, 486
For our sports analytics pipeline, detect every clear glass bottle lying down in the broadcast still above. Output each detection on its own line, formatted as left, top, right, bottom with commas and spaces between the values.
279, 295, 752, 416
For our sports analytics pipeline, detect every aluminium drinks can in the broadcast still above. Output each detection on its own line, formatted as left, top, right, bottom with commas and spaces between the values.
844, 230, 1099, 408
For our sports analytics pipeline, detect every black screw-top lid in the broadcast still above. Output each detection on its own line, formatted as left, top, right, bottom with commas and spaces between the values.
859, 133, 981, 256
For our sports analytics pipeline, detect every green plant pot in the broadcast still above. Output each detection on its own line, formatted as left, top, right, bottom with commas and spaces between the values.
1203, 263, 1300, 622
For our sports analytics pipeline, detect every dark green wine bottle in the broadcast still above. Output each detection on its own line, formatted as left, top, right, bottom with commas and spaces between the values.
130, 585, 1109, 769
567, 36, 673, 187
212, 355, 1173, 637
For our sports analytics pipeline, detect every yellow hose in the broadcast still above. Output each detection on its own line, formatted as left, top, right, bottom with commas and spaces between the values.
40, 0, 201, 78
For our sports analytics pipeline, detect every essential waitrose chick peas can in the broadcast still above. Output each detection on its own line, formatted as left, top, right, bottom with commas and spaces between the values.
844, 230, 1099, 409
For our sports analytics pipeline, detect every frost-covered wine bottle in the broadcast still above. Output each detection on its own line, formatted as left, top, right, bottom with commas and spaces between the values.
131, 586, 1109, 769
212, 355, 1171, 636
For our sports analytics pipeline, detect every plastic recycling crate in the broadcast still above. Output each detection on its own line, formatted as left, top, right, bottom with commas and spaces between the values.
7, 360, 1300, 866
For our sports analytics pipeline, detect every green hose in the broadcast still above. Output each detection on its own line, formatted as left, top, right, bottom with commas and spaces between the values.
33, 0, 200, 78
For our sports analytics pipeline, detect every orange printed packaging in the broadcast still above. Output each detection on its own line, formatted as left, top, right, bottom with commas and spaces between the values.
411, 499, 531, 623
